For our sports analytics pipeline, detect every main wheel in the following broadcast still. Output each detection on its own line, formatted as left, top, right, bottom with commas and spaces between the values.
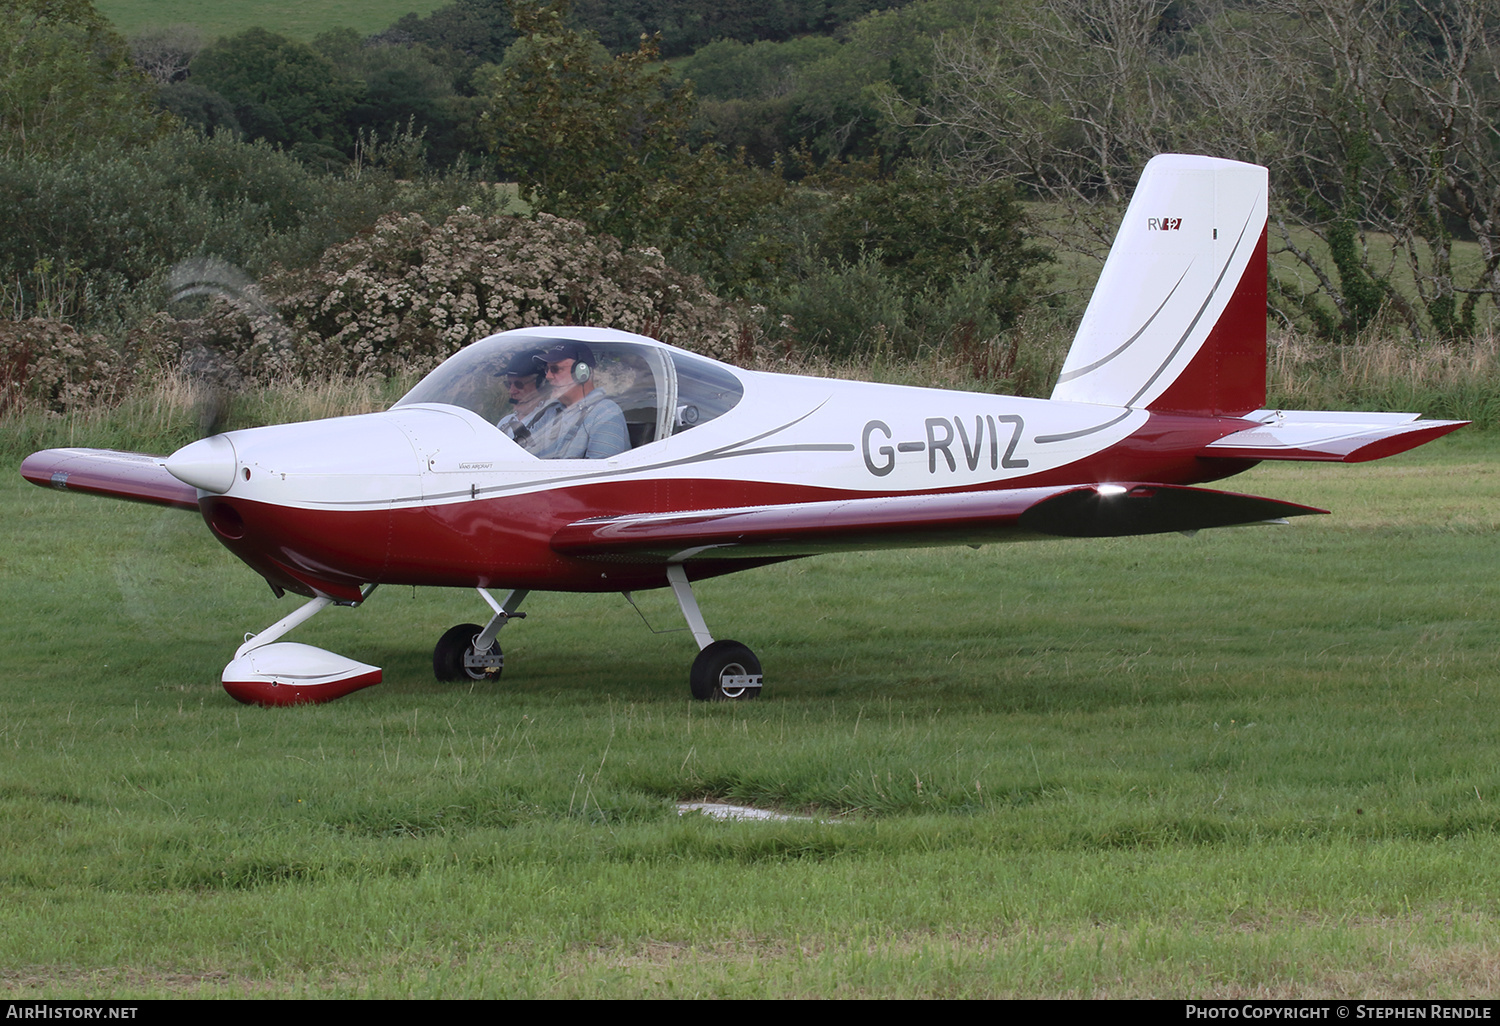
433, 623, 503, 682
690, 640, 762, 701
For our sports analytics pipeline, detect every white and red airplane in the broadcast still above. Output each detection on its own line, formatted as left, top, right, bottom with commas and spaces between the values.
21, 155, 1465, 706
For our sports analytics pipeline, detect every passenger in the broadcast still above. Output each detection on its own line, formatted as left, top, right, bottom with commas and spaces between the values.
525, 341, 629, 459
495, 349, 555, 449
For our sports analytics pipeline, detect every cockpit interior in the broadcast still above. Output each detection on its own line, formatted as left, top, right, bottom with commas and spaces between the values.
393, 334, 745, 457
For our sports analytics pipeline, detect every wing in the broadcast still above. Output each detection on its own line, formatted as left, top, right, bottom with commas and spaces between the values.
551, 483, 1326, 562
1202, 410, 1467, 463
20, 448, 199, 510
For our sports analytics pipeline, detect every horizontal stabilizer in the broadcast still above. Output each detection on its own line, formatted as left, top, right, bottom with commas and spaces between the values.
552, 483, 1324, 562
21, 448, 199, 510
1202, 410, 1468, 463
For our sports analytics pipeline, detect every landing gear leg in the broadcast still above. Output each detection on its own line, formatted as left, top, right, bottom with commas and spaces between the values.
223, 588, 382, 706
235, 594, 334, 658
667, 565, 762, 701
434, 588, 529, 682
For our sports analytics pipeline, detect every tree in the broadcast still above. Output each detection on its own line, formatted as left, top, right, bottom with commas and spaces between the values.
156, 81, 241, 138
568, 0, 921, 58
892, 0, 1207, 250
0, 0, 169, 159
673, 36, 837, 164
670, 1, 1007, 166
129, 23, 204, 85
379, 0, 517, 67
823, 164, 1047, 299
313, 28, 474, 168
1259, 0, 1500, 340
478, 0, 700, 245
896, 0, 1500, 341
190, 28, 362, 152
268, 208, 745, 376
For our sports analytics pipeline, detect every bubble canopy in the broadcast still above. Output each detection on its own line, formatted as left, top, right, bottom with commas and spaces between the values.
393, 331, 745, 456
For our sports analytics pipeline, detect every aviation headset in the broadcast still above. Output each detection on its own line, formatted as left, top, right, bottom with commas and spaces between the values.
536, 342, 593, 384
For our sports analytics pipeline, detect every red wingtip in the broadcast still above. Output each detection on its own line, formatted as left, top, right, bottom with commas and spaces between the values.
1339, 420, 1469, 463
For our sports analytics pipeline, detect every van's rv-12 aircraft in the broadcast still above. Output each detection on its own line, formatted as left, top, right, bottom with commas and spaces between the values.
21, 155, 1466, 706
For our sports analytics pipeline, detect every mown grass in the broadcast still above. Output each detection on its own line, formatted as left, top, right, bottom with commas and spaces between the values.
3, 393, 1500, 995
95, 0, 446, 41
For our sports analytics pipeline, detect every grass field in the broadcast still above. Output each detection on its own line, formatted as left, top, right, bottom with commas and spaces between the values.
95, 0, 447, 41
4, 424, 1500, 997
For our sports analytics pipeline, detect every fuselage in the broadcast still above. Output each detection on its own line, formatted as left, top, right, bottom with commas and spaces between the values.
180, 333, 1258, 600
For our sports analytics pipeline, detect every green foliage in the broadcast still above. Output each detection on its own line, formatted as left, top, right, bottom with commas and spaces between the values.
675, 37, 839, 165
314, 28, 476, 167
569, 0, 920, 58
1322, 130, 1391, 339
893, 0, 1500, 342
263, 208, 745, 377
381, 0, 517, 67
479, 0, 698, 247
1325, 216, 1387, 338
155, 80, 241, 136
0, 128, 489, 327
712, 162, 1051, 361
648, 148, 790, 286
0, 0, 169, 159
790, 0, 996, 161
190, 26, 363, 150
762, 253, 1046, 366
467, 2, 1050, 363
766, 253, 912, 353
0, 316, 123, 412
674, 35, 840, 100
393, 0, 919, 62
824, 165, 1047, 300
675, 0, 1002, 165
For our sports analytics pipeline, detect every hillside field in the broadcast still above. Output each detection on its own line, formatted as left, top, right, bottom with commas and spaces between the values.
95, 0, 447, 41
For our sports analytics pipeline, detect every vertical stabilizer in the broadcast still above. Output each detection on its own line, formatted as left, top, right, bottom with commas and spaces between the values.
1051, 155, 1268, 416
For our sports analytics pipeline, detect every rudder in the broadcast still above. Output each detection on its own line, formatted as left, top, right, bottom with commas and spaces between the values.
1050, 155, 1268, 417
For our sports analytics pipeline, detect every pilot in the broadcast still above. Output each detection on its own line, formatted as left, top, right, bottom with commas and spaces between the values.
495, 348, 555, 448
525, 341, 629, 459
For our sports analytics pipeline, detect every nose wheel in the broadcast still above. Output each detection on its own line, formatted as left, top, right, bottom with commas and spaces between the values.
433, 623, 503, 681
433, 588, 528, 683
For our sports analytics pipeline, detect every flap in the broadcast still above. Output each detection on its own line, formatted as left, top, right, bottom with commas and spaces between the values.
552, 483, 1325, 562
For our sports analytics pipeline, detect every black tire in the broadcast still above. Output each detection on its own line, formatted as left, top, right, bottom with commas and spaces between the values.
690, 640, 762, 701
433, 623, 503, 682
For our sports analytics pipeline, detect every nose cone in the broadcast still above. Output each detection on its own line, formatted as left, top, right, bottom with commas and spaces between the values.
166, 435, 238, 494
